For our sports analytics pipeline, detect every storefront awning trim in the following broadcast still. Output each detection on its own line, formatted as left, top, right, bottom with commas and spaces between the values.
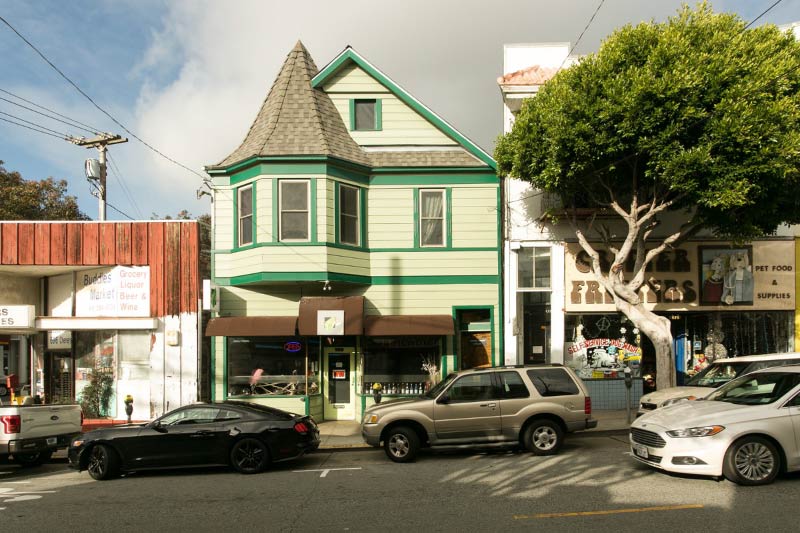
205, 316, 298, 337
36, 317, 159, 331
364, 315, 454, 336
298, 296, 364, 336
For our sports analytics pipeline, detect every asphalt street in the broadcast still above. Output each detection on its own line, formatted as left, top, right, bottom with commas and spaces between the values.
1, 434, 799, 532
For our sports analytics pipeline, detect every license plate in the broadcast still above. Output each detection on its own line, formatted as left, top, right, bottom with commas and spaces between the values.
46, 437, 57, 446
632, 443, 649, 459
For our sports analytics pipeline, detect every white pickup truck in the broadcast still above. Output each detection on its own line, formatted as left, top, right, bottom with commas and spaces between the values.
0, 403, 83, 466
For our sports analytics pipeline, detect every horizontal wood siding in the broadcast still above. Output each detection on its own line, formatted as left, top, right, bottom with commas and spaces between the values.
219, 286, 304, 316
322, 178, 334, 243
368, 187, 414, 248
214, 187, 234, 249
214, 246, 329, 279
326, 247, 370, 276
451, 186, 498, 248
256, 178, 272, 243
370, 251, 497, 276
322, 62, 387, 93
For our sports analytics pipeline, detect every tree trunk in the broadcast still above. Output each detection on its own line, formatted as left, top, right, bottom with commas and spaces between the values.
616, 300, 676, 390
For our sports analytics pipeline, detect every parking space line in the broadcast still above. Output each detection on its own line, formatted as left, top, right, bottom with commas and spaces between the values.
293, 467, 362, 478
514, 504, 704, 519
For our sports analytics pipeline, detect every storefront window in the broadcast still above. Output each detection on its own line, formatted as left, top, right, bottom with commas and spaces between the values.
564, 314, 646, 380
227, 337, 320, 397
363, 337, 441, 395
75, 331, 116, 417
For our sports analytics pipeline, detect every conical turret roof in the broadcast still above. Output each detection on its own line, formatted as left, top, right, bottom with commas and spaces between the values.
213, 41, 370, 168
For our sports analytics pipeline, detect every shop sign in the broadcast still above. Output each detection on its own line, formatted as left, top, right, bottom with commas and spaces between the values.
47, 330, 72, 350
564, 241, 795, 312
0, 305, 35, 328
317, 310, 344, 336
284, 341, 302, 353
75, 266, 150, 317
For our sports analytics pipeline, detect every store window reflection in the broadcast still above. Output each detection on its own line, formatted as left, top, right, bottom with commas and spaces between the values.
227, 337, 320, 396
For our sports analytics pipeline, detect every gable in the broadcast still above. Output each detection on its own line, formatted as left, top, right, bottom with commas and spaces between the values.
312, 48, 495, 169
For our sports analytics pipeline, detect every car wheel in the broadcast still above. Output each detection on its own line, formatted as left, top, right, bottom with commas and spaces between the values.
13, 449, 53, 467
87, 444, 120, 481
0, 385, 7, 396
230, 438, 269, 474
723, 436, 781, 486
524, 419, 564, 456
384, 426, 420, 463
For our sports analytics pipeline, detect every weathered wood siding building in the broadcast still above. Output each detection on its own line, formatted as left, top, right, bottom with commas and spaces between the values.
0, 220, 200, 418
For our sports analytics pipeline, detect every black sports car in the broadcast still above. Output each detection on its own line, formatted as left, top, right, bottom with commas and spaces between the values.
68, 401, 319, 480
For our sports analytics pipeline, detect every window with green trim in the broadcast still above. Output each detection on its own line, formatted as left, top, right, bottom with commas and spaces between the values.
419, 189, 445, 247
279, 180, 310, 241
237, 185, 253, 246
339, 183, 360, 246
353, 99, 379, 131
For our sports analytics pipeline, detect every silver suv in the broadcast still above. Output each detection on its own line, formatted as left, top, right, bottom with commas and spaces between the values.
361, 365, 597, 462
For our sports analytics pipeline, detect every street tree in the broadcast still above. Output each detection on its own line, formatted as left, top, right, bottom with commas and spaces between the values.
495, 4, 800, 389
0, 160, 88, 220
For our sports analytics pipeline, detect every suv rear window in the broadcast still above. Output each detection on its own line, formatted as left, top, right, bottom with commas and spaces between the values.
527, 369, 579, 397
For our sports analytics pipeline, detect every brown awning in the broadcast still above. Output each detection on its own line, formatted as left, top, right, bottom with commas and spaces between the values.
205, 316, 297, 337
364, 315, 454, 336
298, 296, 364, 336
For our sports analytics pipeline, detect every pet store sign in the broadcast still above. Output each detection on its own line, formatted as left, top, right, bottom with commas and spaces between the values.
564, 241, 794, 312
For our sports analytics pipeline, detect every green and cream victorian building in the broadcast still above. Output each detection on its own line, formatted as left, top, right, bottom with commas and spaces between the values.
204, 42, 501, 421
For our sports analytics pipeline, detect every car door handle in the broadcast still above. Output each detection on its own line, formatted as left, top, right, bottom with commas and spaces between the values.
191, 430, 214, 437
479, 403, 497, 408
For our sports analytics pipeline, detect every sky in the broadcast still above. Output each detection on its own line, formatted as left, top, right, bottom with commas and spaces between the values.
1, 0, 798, 221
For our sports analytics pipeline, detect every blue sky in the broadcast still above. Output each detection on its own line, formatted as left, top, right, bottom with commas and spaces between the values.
1, 0, 798, 221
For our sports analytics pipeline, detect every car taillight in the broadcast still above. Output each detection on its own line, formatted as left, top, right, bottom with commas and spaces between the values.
1, 415, 21, 434
294, 422, 309, 434
584, 397, 592, 415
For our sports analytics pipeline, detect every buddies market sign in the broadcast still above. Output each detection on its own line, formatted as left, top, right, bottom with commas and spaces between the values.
564, 241, 795, 312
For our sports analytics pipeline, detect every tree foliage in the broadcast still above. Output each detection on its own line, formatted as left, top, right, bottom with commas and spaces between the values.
0, 160, 89, 220
496, 4, 800, 238
495, 3, 800, 388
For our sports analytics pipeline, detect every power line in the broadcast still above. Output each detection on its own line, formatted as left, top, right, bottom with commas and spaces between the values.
555, 0, 605, 74
0, 110, 70, 137
744, 0, 784, 30
0, 14, 207, 181
0, 87, 103, 134
0, 95, 97, 136
107, 154, 144, 219
0, 115, 66, 139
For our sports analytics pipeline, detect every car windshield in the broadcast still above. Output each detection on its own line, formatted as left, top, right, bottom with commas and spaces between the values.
423, 372, 457, 399
705, 371, 800, 405
686, 362, 750, 388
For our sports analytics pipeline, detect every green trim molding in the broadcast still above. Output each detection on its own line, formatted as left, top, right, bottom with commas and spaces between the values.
211, 242, 497, 255
452, 305, 497, 368
311, 47, 496, 169
233, 181, 257, 251
213, 272, 499, 287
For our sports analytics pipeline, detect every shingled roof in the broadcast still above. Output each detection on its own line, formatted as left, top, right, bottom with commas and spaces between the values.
211, 41, 371, 169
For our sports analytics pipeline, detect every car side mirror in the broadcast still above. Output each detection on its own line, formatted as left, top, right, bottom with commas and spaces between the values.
150, 420, 168, 433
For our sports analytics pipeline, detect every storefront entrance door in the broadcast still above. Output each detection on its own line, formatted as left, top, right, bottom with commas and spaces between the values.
323, 348, 355, 421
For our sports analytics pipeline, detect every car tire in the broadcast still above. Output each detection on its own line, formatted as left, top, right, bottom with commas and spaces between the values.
230, 438, 269, 474
87, 444, 120, 481
722, 436, 781, 486
523, 419, 564, 456
384, 426, 420, 463
0, 385, 7, 396
13, 449, 53, 467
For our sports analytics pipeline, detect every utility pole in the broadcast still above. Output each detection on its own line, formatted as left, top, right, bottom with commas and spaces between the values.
70, 133, 128, 221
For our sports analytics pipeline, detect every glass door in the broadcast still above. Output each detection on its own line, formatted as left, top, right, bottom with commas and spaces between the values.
323, 347, 355, 420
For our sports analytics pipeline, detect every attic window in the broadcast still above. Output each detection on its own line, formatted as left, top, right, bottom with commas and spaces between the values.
352, 99, 381, 131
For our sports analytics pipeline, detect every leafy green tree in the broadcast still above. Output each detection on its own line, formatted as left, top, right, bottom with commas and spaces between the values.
495, 4, 800, 389
0, 160, 88, 220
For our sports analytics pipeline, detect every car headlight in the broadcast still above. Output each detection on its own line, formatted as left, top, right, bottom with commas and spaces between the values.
71, 439, 85, 447
363, 413, 380, 424
666, 425, 725, 438
661, 396, 696, 407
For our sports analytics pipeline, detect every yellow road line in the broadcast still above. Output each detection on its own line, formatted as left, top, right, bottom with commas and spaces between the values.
514, 504, 704, 519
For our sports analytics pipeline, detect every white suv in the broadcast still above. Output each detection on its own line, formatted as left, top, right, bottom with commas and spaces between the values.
638, 352, 800, 416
